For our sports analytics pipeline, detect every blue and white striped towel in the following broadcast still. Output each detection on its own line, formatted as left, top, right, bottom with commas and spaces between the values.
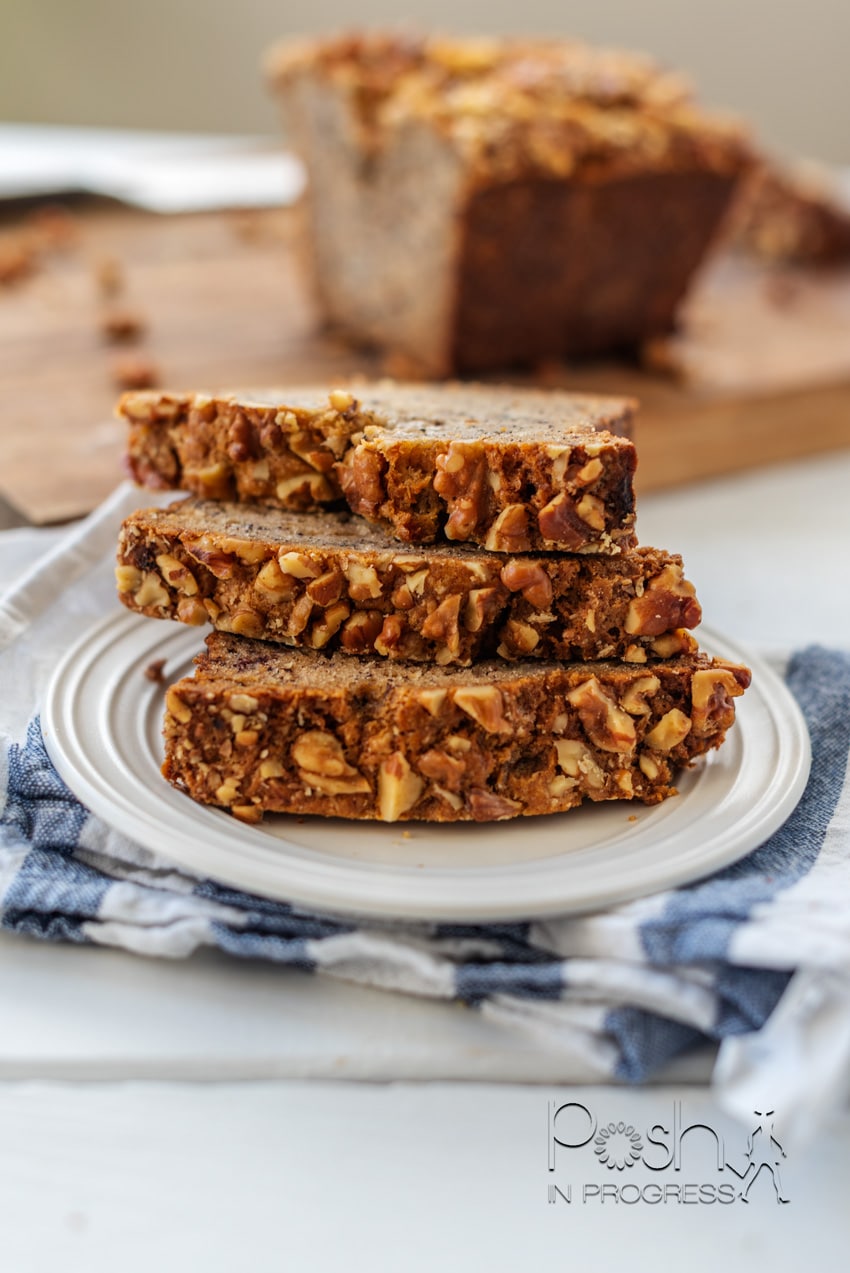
2, 486, 850, 1125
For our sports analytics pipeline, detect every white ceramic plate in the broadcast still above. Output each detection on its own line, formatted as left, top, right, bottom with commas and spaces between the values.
42, 611, 810, 922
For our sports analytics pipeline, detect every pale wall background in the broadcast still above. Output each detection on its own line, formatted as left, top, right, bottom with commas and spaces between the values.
5, 0, 850, 162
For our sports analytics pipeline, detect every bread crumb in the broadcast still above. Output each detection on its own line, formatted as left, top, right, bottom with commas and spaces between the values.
94, 255, 124, 298
113, 355, 159, 390
144, 658, 167, 684
100, 307, 146, 344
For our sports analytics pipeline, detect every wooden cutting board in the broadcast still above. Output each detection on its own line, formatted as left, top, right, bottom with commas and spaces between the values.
1, 198, 849, 524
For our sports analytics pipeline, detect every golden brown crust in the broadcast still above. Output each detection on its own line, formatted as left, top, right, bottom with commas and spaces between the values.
162, 633, 750, 823
119, 499, 699, 665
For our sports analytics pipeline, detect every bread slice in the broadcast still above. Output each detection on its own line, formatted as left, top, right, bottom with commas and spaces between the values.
162, 632, 750, 823
268, 33, 751, 374
119, 382, 636, 552
119, 498, 700, 666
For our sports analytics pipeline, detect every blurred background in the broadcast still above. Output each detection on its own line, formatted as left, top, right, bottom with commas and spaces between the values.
5, 0, 850, 161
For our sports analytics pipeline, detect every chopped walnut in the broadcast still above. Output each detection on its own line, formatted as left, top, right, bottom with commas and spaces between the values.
554, 738, 605, 790
374, 614, 405, 656
650, 630, 694, 656
499, 560, 552, 608
134, 572, 170, 610
691, 666, 748, 734
639, 752, 660, 780
278, 551, 320, 580
329, 388, 357, 413
484, 504, 531, 552
620, 675, 661, 716
155, 553, 198, 596
453, 685, 509, 733
286, 594, 315, 637
575, 493, 606, 530
344, 562, 383, 601
433, 443, 489, 541
182, 538, 238, 579
644, 708, 692, 752
339, 610, 384, 652
566, 677, 637, 753
232, 804, 263, 824
226, 412, 254, 463
574, 457, 603, 486
418, 689, 448, 717
228, 693, 259, 714
308, 601, 350, 648
463, 587, 502, 633
165, 687, 192, 724
176, 596, 208, 626
537, 492, 587, 548
625, 563, 701, 636
183, 462, 231, 500
255, 558, 296, 600
418, 748, 466, 791
275, 473, 335, 503
378, 752, 423, 821
230, 609, 264, 638
289, 430, 336, 473
421, 594, 462, 655
293, 730, 370, 795
115, 564, 142, 594
432, 785, 463, 811
337, 446, 385, 519
499, 619, 540, 654
306, 569, 345, 606
466, 789, 521, 821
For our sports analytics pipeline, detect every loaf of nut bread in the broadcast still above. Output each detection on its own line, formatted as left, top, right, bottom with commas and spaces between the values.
120, 382, 636, 551
268, 33, 751, 374
119, 498, 700, 665
162, 633, 750, 823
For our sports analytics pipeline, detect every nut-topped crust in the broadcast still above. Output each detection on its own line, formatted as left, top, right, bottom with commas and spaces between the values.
120, 386, 370, 506
119, 498, 700, 665
268, 34, 751, 374
120, 382, 636, 552
268, 33, 749, 185
162, 632, 750, 823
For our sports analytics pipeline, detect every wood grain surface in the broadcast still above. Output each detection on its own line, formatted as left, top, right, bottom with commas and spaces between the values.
1, 198, 849, 524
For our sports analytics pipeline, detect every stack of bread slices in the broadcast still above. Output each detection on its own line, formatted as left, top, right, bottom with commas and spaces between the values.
116, 382, 750, 825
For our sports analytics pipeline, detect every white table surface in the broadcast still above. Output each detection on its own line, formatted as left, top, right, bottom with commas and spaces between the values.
2, 451, 850, 1268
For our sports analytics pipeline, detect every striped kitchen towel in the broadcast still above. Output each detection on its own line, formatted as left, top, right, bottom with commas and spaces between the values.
1, 486, 850, 1127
